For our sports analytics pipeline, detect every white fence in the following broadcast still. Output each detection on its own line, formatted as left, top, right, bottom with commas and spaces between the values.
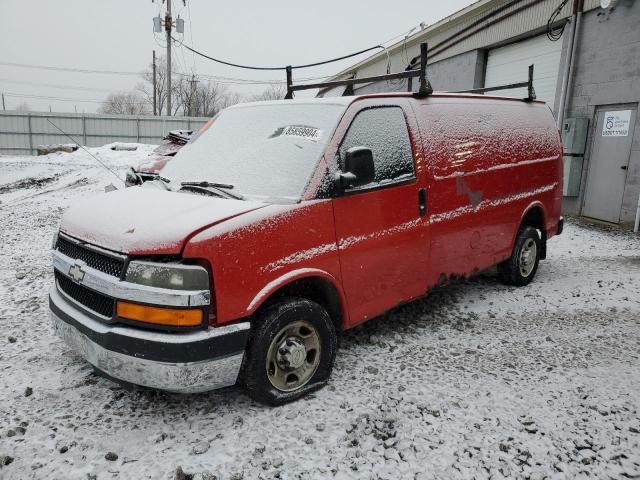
0, 111, 210, 155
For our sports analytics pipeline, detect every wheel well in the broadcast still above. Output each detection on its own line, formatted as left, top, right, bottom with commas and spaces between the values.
262, 277, 343, 332
521, 206, 546, 259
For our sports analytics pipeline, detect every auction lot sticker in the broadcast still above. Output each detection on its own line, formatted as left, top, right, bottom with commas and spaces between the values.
602, 110, 631, 137
271, 125, 322, 141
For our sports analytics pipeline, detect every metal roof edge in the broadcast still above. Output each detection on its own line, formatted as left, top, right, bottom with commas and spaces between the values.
326, 0, 600, 83
327, 0, 499, 81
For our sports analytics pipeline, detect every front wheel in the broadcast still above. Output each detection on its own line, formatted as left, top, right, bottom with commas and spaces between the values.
239, 297, 337, 406
498, 226, 541, 286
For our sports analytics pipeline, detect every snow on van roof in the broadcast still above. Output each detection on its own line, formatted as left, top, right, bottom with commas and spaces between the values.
227, 96, 354, 110
346, 91, 546, 104
229, 92, 545, 110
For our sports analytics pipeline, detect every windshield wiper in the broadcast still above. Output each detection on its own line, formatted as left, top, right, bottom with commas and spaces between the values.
181, 181, 234, 189
179, 181, 244, 200
150, 174, 172, 190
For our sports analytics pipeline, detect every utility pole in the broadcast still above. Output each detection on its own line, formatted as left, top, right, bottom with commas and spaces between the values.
189, 74, 199, 117
165, 0, 172, 116
152, 50, 157, 116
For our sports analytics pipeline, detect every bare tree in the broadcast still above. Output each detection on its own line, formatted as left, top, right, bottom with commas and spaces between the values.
175, 76, 205, 116
250, 84, 286, 102
99, 92, 150, 115
220, 91, 243, 110
136, 56, 245, 117
175, 79, 243, 117
137, 54, 182, 116
202, 84, 242, 115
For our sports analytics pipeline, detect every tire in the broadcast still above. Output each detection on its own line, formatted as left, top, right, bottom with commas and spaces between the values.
239, 297, 337, 406
498, 225, 541, 286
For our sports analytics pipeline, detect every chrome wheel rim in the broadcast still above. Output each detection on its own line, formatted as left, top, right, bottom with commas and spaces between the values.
266, 320, 321, 392
519, 238, 537, 277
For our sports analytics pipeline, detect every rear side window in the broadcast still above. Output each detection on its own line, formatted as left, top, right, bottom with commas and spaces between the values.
339, 106, 415, 186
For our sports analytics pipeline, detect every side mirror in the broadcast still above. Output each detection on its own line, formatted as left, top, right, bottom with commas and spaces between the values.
336, 147, 375, 189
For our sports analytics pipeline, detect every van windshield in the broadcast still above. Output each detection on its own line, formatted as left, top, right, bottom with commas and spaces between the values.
161, 103, 346, 201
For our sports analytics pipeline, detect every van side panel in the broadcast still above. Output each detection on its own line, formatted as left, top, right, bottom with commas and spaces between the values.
182, 201, 345, 326
414, 97, 562, 285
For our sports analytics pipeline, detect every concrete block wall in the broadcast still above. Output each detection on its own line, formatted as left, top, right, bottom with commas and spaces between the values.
423, 50, 486, 92
563, 2, 640, 225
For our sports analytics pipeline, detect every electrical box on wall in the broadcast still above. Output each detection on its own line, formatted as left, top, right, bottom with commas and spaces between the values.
562, 117, 589, 197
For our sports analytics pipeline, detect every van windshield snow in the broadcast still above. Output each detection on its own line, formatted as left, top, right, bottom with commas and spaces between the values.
161, 103, 346, 201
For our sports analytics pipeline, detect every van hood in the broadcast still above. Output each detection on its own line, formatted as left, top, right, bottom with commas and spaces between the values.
59, 187, 267, 255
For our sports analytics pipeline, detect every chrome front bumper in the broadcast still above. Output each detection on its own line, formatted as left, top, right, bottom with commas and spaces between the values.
50, 286, 250, 393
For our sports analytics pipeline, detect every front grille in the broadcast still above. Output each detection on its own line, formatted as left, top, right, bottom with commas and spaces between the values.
56, 236, 125, 278
56, 271, 115, 318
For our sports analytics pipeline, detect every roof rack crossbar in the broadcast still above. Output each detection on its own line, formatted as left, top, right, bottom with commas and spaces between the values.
452, 64, 536, 100
285, 42, 432, 99
287, 69, 421, 95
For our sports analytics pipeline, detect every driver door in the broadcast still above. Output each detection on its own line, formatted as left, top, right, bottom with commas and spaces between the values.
330, 99, 430, 327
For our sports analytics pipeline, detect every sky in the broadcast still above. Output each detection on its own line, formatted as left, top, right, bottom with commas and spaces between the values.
0, 0, 476, 114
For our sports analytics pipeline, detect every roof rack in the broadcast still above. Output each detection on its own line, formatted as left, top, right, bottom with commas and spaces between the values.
451, 64, 536, 101
286, 43, 433, 99
285, 42, 536, 102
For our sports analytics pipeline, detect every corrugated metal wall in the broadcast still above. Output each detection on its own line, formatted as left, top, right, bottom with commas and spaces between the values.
0, 111, 210, 155
484, 33, 564, 108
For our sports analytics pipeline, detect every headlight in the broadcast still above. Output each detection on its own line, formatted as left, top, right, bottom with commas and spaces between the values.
52, 231, 59, 249
125, 261, 209, 291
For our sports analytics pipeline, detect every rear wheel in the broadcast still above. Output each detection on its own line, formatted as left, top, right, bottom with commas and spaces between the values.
498, 226, 541, 286
240, 297, 337, 405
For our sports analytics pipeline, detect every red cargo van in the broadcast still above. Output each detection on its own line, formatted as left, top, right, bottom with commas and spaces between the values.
50, 92, 563, 404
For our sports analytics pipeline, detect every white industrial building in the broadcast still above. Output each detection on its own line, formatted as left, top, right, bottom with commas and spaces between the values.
320, 0, 640, 229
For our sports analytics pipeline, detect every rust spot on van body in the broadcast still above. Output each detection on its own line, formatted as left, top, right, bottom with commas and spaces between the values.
455, 177, 483, 208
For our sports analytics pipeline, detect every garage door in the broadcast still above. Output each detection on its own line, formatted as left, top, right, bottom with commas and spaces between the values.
484, 34, 563, 113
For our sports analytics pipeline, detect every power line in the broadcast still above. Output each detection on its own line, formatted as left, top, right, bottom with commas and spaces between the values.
547, 0, 570, 41
0, 60, 323, 86
173, 37, 386, 71
0, 61, 142, 77
3, 92, 147, 105
0, 78, 129, 94
186, 0, 197, 72
2, 78, 330, 105
293, 45, 387, 70
46, 118, 125, 184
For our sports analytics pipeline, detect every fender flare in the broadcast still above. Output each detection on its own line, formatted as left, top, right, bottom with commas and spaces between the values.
245, 268, 349, 326
509, 201, 548, 257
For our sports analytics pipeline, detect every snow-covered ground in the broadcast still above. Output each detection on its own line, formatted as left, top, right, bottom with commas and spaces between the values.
1, 146, 639, 480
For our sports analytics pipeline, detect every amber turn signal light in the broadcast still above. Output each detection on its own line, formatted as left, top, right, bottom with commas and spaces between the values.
116, 301, 203, 327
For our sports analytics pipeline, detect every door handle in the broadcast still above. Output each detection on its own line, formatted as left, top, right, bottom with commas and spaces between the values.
621, 165, 628, 170
418, 188, 427, 217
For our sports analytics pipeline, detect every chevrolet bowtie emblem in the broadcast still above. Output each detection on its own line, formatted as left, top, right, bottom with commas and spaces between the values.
68, 263, 85, 283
